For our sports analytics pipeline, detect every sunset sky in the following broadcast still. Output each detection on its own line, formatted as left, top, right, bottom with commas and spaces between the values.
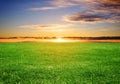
0, 0, 120, 37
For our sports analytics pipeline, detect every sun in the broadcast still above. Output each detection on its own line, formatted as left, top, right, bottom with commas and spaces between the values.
48, 37, 77, 43
56, 37, 63, 42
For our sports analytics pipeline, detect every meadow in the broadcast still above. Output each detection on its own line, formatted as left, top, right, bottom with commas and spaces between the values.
0, 42, 120, 84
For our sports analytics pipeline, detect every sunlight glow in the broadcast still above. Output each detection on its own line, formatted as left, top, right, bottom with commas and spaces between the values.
46, 37, 70, 43
56, 37, 63, 42
48, 37, 79, 43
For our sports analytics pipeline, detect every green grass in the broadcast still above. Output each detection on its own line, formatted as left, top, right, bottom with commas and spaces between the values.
0, 42, 120, 84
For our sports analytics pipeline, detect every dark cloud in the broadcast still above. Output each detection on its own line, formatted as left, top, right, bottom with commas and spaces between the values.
95, 0, 120, 13
64, 12, 120, 23
64, 13, 110, 23
63, 0, 120, 23
30, 0, 120, 23
100, 0, 120, 8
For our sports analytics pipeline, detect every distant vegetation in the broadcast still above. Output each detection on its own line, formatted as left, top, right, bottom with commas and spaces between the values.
0, 36, 120, 40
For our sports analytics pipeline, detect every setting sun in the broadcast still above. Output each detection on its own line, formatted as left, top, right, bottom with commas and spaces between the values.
50, 37, 79, 43
56, 37, 63, 42
49, 37, 70, 42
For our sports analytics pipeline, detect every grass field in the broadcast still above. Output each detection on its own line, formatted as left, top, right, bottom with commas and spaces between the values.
0, 42, 120, 84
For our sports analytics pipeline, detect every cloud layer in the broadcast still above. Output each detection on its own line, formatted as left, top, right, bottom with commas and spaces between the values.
64, 13, 109, 23
30, 0, 120, 23
63, 0, 120, 23
30, 7, 57, 11
19, 24, 72, 29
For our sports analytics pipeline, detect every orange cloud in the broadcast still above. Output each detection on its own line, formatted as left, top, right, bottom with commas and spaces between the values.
30, 7, 57, 11
19, 24, 73, 29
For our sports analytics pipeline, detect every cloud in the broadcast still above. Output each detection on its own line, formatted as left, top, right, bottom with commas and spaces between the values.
31, 0, 120, 10
64, 12, 120, 23
50, 0, 77, 7
30, 7, 57, 11
30, 0, 89, 11
30, 0, 78, 11
19, 24, 73, 29
63, 0, 120, 23
64, 13, 109, 23
99, 0, 120, 8
30, 0, 120, 23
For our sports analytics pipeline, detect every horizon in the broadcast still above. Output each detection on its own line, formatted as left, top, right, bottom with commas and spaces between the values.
0, 36, 120, 38
0, 36, 120, 43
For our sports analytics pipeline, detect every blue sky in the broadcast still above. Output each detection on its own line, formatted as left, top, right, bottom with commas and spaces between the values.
0, 0, 120, 37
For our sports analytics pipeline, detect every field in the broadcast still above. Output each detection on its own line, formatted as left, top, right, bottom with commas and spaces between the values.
0, 42, 120, 84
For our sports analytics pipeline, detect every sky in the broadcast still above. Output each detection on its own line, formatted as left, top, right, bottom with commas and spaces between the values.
0, 0, 120, 37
